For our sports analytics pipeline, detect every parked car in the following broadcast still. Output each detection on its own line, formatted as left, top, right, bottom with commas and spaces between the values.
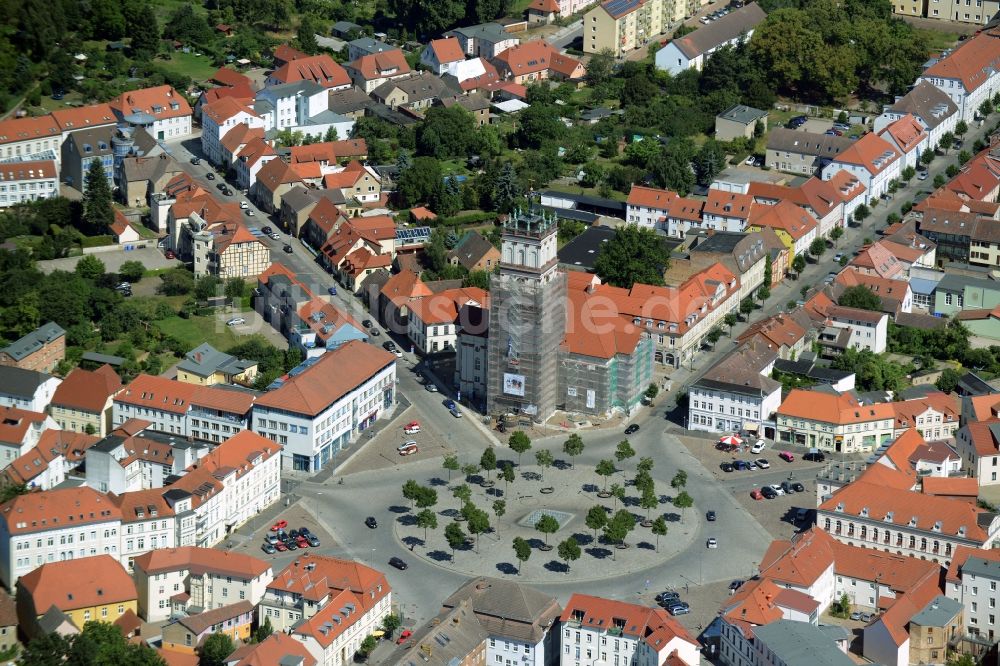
667, 603, 690, 616
365, 516, 378, 529
750, 489, 764, 500
227, 317, 246, 327
262, 226, 272, 234
729, 580, 743, 593
403, 421, 421, 434
720, 462, 734, 473
779, 451, 795, 462
803, 451, 825, 462
264, 534, 279, 545
761, 486, 777, 499
833, 253, 844, 262
756, 458, 770, 469
370, 329, 380, 336
860, 612, 874, 623
768, 484, 785, 496
389, 556, 408, 570
733, 460, 748, 471
240, 201, 249, 209
706, 510, 717, 521
261, 543, 276, 554
283, 244, 293, 253
274, 541, 287, 552
397, 630, 413, 645
750, 440, 766, 454
656, 590, 680, 603
917, 171, 929, 180
792, 482, 805, 493
706, 537, 718, 548
625, 424, 639, 434
450, 408, 463, 418
245, 209, 254, 216
747, 461, 758, 471
362, 319, 373, 328
328, 286, 338, 296
271, 520, 287, 531
307, 535, 320, 547
850, 611, 863, 621
425, 383, 439, 392
398, 442, 418, 456
285, 540, 298, 550
190, 157, 201, 165
444, 399, 456, 410
206, 172, 216, 180
781, 481, 795, 494
165, 249, 176, 260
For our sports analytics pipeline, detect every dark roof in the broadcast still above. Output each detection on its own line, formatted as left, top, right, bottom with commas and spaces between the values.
671, 4, 766, 59
717, 104, 767, 126
538, 190, 625, 214
448, 231, 497, 271
766, 128, 855, 157
693, 341, 780, 397
328, 86, 376, 115
599, 0, 643, 19
889, 81, 959, 130
539, 206, 599, 224
372, 72, 449, 104
558, 225, 617, 270
0, 365, 55, 399
1, 322, 64, 361
773, 358, 855, 384
66, 126, 115, 157
440, 577, 561, 644
81, 352, 126, 367
956, 371, 995, 397
459, 305, 489, 338
894, 312, 947, 330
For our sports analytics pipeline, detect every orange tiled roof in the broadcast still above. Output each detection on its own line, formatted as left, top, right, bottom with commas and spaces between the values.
236, 136, 276, 167
705, 189, 753, 220
748, 199, 817, 241
720, 578, 784, 638
381, 269, 433, 306
227, 633, 317, 666
270, 54, 351, 89
408, 288, 489, 325
111, 487, 177, 523
115, 374, 199, 415
429, 37, 466, 64
289, 142, 338, 164
18, 554, 135, 612
50, 103, 116, 131
201, 84, 255, 108
51, 364, 121, 413
0, 405, 49, 446
777, 389, 895, 424
831, 132, 900, 175
4, 430, 99, 486
254, 340, 395, 416
202, 96, 258, 125
880, 114, 927, 153
110, 85, 192, 121
210, 67, 252, 89
923, 31, 1000, 93
0, 485, 121, 535
348, 49, 411, 82
220, 124, 265, 153
255, 158, 304, 193
560, 594, 697, 653
0, 160, 56, 181
922, 476, 978, 498
134, 546, 271, 580
0, 115, 60, 147
759, 528, 835, 586
627, 185, 677, 209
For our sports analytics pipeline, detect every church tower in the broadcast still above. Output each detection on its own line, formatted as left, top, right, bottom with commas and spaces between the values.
487, 209, 566, 421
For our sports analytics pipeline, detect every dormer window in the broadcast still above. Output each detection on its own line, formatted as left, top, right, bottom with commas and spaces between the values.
909, 516, 918, 527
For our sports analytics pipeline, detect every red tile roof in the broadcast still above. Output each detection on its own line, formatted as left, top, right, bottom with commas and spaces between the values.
381, 270, 433, 306
831, 132, 900, 176
270, 55, 351, 89
228, 632, 317, 666
220, 124, 265, 153
133, 546, 271, 580
923, 30, 1000, 93
51, 365, 121, 413
210, 67, 252, 89
494, 40, 584, 79
0, 405, 49, 446
0, 159, 56, 181
50, 104, 116, 131
0, 115, 60, 147
429, 38, 466, 64
254, 340, 395, 416
777, 389, 896, 424
348, 49, 411, 82
202, 96, 259, 125
705, 189, 754, 220
627, 185, 677, 209
748, 199, 817, 241
407, 288, 490, 325
17, 554, 135, 612
110, 85, 192, 121
560, 594, 698, 653
922, 476, 978, 498
4, 430, 99, 486
880, 114, 927, 154
115, 374, 199, 415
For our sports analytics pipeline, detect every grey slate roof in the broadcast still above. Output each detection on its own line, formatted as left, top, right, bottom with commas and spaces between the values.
718, 104, 767, 126
259, 80, 326, 99
447, 231, 496, 271
670, 4, 766, 59
911, 595, 963, 627
558, 225, 616, 270
767, 128, 855, 157
447, 22, 514, 44
752, 620, 855, 666
962, 556, 1000, 579
372, 72, 450, 104
889, 81, 959, 130
282, 185, 347, 213
441, 577, 561, 644
66, 126, 115, 157
1, 322, 64, 362
0, 365, 55, 399
349, 37, 393, 56
693, 340, 780, 397
328, 87, 374, 115
176, 343, 255, 379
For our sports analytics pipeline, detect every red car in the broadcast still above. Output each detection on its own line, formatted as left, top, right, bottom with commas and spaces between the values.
397, 630, 412, 645
296, 537, 310, 548
270, 520, 288, 531
750, 489, 764, 501
274, 541, 288, 551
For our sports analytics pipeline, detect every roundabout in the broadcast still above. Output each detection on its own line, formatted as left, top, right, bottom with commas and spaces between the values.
390, 449, 700, 583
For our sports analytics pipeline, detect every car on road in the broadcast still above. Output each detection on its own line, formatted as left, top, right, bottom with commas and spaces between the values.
750, 440, 766, 454
729, 580, 743, 593
389, 556, 408, 570
206, 172, 215, 180
398, 442, 418, 455
792, 482, 805, 492
756, 458, 770, 469
450, 408, 463, 418
261, 543, 276, 554
834, 253, 844, 262
362, 319, 373, 328
707, 537, 718, 548
444, 399, 456, 410
706, 510, 717, 521
667, 603, 690, 616
383, 341, 396, 352
227, 317, 246, 327
403, 421, 421, 434
328, 286, 338, 296
425, 383, 438, 392
768, 484, 785, 496
190, 157, 200, 165
761, 486, 777, 499
370, 328, 380, 336
165, 249, 176, 260
216, 183, 226, 191
262, 226, 272, 235
397, 630, 413, 644
779, 451, 795, 462
850, 611, 863, 621
221, 188, 233, 196
803, 451, 825, 462
283, 244, 293, 253
245, 209, 254, 216
625, 424, 639, 434
720, 462, 734, 473
240, 201, 249, 209
269, 232, 280, 240
365, 516, 377, 529
750, 489, 764, 500
917, 171, 929, 180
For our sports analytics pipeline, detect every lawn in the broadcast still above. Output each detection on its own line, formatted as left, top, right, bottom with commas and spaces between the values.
154, 314, 238, 350
914, 27, 960, 54
156, 51, 220, 83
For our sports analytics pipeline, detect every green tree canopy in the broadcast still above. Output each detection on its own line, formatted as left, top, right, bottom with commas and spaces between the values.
508, 431, 532, 464
535, 514, 559, 545
562, 434, 584, 467
200, 632, 235, 666
594, 224, 670, 288
839, 285, 882, 311
557, 536, 582, 572
512, 536, 531, 573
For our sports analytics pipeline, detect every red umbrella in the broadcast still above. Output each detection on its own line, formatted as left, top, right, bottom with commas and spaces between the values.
719, 434, 743, 446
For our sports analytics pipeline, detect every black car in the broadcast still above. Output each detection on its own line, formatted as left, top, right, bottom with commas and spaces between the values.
656, 591, 680, 604
625, 424, 639, 435
791, 482, 805, 493
729, 580, 743, 592
262, 226, 273, 235
365, 516, 378, 529
283, 244, 293, 253
362, 319, 373, 328
190, 157, 201, 165
286, 540, 298, 550
761, 486, 777, 499
221, 188, 233, 196
206, 172, 216, 180
307, 535, 320, 547
382, 341, 395, 351
370, 329, 380, 336
706, 510, 717, 521
803, 452, 825, 462
389, 556, 408, 570
288, 528, 300, 539
299, 526, 312, 537
216, 182, 226, 191
720, 462, 734, 473
781, 481, 794, 494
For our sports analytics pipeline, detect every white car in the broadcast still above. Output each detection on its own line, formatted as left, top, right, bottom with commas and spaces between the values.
226, 317, 246, 327
240, 201, 249, 209
425, 383, 439, 392
392, 348, 403, 358
707, 537, 718, 549
750, 440, 766, 454
747, 461, 758, 471
756, 458, 770, 469
769, 484, 785, 496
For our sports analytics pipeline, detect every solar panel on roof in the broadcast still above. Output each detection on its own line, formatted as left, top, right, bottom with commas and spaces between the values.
603, 0, 642, 15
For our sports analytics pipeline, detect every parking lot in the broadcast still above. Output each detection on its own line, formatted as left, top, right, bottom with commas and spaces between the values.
338, 406, 455, 475
230, 500, 338, 561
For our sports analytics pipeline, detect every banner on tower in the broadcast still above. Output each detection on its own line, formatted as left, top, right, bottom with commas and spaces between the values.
503, 373, 526, 397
